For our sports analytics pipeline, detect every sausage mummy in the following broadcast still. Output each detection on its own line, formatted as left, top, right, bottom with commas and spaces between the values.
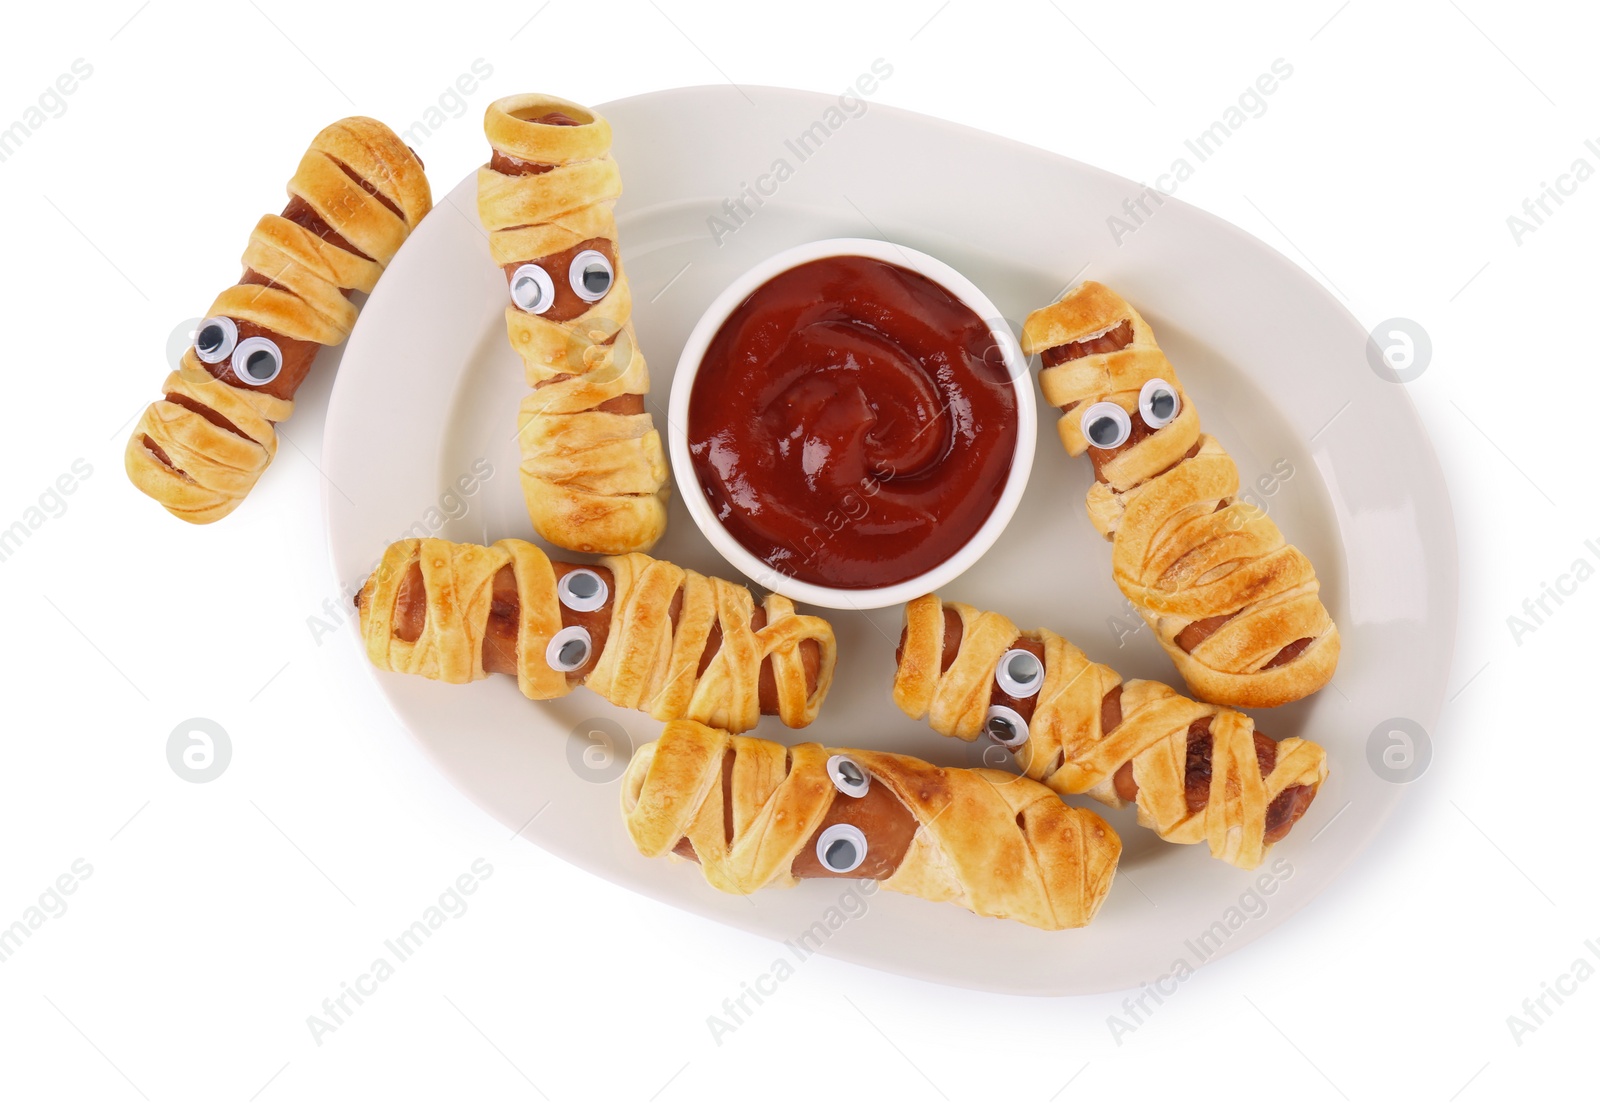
622, 720, 1121, 930
1022, 281, 1339, 709
893, 595, 1327, 870
355, 538, 835, 730
126, 118, 431, 523
477, 94, 669, 555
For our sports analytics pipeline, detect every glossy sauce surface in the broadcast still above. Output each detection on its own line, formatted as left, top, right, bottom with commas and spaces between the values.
688, 256, 1018, 589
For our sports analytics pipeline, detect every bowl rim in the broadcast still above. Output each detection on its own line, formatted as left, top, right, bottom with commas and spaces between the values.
666, 236, 1037, 610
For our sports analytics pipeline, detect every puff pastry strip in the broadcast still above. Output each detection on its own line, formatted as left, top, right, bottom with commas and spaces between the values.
126, 117, 430, 523
1022, 281, 1339, 708
622, 720, 1121, 930
894, 595, 1327, 869
477, 94, 669, 554
357, 538, 835, 730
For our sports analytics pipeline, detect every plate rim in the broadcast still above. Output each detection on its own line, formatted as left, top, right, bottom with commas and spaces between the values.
321, 82, 1461, 995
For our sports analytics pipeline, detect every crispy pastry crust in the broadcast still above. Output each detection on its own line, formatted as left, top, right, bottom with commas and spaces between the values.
894, 595, 1327, 869
126, 117, 430, 523
621, 720, 1121, 930
477, 94, 668, 554
1021, 281, 1339, 708
357, 538, 835, 730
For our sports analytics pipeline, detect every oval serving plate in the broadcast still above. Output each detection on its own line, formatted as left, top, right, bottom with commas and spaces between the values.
323, 85, 1457, 995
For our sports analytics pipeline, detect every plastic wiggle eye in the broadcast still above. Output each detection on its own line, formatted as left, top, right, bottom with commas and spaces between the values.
816, 824, 868, 873
1139, 379, 1181, 428
510, 263, 556, 314
1079, 402, 1131, 449
231, 336, 283, 386
557, 568, 609, 612
193, 316, 238, 364
826, 754, 871, 798
569, 250, 613, 302
546, 625, 592, 672
985, 705, 1029, 748
994, 648, 1044, 698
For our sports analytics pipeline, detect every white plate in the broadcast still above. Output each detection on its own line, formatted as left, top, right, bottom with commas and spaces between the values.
324, 85, 1457, 995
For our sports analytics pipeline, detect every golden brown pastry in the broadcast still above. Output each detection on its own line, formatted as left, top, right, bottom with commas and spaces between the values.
1022, 281, 1339, 708
893, 595, 1327, 869
126, 117, 431, 523
356, 538, 835, 730
622, 720, 1121, 930
477, 93, 669, 554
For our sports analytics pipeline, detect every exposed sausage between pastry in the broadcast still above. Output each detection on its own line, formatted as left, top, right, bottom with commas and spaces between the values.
893, 595, 1327, 869
623, 720, 1121, 930
1021, 281, 1340, 709
356, 538, 836, 731
375, 559, 823, 715
477, 95, 670, 555
126, 117, 431, 523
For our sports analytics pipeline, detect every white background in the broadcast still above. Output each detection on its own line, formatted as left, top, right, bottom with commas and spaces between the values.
1, 1, 1592, 1099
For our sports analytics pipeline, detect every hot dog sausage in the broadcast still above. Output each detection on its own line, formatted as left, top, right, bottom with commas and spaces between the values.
357, 538, 836, 731
127, 117, 431, 523
1022, 282, 1340, 709
893, 595, 1327, 868
623, 720, 1121, 930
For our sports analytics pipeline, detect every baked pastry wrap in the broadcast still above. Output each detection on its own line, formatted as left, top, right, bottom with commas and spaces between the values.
127, 117, 430, 522
1022, 281, 1339, 708
893, 595, 1326, 869
477, 94, 668, 554
357, 538, 835, 730
622, 720, 1121, 930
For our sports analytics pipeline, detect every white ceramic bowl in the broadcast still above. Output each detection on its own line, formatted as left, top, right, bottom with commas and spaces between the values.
667, 236, 1036, 610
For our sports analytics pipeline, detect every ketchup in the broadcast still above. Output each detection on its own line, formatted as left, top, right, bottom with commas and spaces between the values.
687, 255, 1018, 589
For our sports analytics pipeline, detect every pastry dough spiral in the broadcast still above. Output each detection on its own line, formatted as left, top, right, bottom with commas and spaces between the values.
477, 94, 669, 554
894, 596, 1327, 869
126, 117, 430, 523
358, 538, 835, 730
622, 720, 1121, 930
1022, 281, 1339, 708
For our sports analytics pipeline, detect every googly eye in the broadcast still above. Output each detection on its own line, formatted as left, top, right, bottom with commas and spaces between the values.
231, 336, 283, 386
985, 705, 1029, 748
545, 625, 592, 672
1138, 379, 1181, 429
193, 316, 237, 364
994, 648, 1045, 698
815, 824, 868, 873
826, 754, 871, 798
1080, 402, 1131, 449
509, 263, 556, 314
556, 568, 609, 613
569, 249, 613, 302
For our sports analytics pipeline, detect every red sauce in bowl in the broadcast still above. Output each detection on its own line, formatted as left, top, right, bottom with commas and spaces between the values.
687, 255, 1019, 590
